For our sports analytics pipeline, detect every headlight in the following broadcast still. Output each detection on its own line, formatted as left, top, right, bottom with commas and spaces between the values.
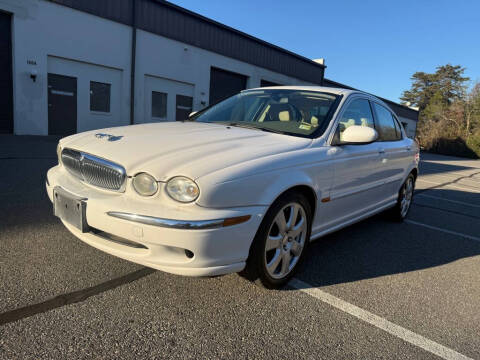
132, 173, 158, 196
57, 144, 62, 164
166, 176, 199, 203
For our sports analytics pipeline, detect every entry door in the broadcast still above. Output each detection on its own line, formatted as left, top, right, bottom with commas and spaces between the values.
0, 12, 13, 133
48, 73, 77, 135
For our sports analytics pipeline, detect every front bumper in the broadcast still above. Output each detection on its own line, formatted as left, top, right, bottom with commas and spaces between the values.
46, 165, 266, 276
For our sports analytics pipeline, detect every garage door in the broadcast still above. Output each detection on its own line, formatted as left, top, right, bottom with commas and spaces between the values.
0, 12, 13, 134
209, 67, 247, 105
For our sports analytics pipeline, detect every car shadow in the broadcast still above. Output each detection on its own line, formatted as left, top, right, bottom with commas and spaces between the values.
288, 159, 480, 290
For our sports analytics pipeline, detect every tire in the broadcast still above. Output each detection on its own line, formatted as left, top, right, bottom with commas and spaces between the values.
239, 192, 312, 289
389, 173, 415, 222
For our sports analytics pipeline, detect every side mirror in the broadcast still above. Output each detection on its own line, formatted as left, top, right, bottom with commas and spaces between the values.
339, 125, 378, 145
189, 111, 197, 118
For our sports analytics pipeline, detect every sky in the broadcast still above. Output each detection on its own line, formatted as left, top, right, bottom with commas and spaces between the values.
169, 0, 480, 103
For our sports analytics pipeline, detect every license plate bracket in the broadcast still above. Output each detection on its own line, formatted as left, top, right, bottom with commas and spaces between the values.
53, 186, 89, 233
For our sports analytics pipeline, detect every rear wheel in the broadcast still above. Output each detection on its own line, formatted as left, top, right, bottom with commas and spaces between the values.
240, 192, 312, 289
389, 173, 415, 221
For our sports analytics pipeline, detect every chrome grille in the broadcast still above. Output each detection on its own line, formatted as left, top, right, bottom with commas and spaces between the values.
61, 149, 126, 191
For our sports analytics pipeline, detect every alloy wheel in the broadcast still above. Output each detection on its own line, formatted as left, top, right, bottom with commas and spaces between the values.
400, 177, 414, 218
264, 202, 307, 279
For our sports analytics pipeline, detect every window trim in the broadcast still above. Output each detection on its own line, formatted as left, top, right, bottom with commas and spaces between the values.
392, 114, 404, 140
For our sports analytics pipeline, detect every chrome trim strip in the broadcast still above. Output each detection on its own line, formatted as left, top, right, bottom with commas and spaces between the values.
107, 211, 225, 230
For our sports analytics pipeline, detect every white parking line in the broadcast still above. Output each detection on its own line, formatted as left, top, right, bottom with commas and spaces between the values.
405, 219, 480, 243
290, 278, 473, 360
417, 179, 480, 193
416, 193, 480, 209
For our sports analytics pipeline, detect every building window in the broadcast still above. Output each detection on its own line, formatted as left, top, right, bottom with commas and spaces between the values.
152, 91, 167, 118
176, 95, 193, 121
90, 81, 111, 112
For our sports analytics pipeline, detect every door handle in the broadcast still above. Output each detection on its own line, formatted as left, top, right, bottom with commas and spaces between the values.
378, 148, 385, 154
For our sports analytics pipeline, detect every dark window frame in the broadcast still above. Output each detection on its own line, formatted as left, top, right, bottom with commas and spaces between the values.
392, 114, 404, 140
90, 81, 111, 113
151, 91, 168, 119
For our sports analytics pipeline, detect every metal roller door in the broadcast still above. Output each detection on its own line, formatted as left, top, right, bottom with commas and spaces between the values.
0, 11, 13, 134
209, 67, 247, 105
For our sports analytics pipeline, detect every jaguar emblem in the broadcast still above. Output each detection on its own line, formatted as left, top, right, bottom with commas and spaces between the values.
95, 133, 123, 142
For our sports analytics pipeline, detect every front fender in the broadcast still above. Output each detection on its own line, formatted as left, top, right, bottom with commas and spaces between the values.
196, 147, 334, 209
197, 168, 318, 209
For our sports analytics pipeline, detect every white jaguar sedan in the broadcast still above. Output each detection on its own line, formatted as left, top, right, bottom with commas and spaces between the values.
46, 86, 419, 288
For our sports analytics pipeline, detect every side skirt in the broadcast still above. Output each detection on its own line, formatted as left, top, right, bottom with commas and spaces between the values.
310, 200, 397, 242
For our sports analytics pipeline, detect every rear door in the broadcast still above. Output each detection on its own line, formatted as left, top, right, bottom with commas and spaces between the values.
371, 102, 411, 198
323, 97, 386, 228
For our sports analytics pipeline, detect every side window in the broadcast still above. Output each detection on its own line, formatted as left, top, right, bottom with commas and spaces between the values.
372, 103, 399, 141
336, 98, 374, 142
392, 115, 403, 140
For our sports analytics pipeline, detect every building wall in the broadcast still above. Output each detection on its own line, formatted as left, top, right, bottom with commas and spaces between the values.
3, 0, 132, 135
1, 0, 318, 135
134, 29, 317, 124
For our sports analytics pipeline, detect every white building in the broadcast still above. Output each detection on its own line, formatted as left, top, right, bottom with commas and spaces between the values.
0, 0, 417, 137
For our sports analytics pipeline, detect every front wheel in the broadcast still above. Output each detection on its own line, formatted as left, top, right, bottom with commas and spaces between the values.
240, 192, 312, 289
389, 173, 415, 221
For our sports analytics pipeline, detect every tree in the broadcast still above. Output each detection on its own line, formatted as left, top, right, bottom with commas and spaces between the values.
400, 64, 470, 111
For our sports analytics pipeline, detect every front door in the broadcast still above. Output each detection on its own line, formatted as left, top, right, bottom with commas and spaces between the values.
322, 98, 385, 228
48, 73, 77, 135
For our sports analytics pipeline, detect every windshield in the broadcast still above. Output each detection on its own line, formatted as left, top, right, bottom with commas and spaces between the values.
190, 90, 340, 138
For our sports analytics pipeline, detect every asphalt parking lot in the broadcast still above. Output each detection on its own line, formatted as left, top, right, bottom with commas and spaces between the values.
1, 135, 479, 360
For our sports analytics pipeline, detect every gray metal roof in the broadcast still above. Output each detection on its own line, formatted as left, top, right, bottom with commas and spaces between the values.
48, 0, 325, 84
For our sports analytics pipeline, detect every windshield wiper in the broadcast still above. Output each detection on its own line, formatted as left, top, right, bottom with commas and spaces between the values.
226, 122, 286, 135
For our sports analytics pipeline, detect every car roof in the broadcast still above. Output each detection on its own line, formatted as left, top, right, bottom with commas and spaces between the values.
245, 86, 360, 97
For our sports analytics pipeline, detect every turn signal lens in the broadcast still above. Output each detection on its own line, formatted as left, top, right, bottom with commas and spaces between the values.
132, 173, 158, 196
222, 215, 251, 227
166, 176, 200, 203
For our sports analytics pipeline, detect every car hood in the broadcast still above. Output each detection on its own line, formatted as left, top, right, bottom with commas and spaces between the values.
60, 122, 312, 181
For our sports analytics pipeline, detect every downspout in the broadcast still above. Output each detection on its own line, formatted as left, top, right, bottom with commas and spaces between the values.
129, 0, 137, 125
